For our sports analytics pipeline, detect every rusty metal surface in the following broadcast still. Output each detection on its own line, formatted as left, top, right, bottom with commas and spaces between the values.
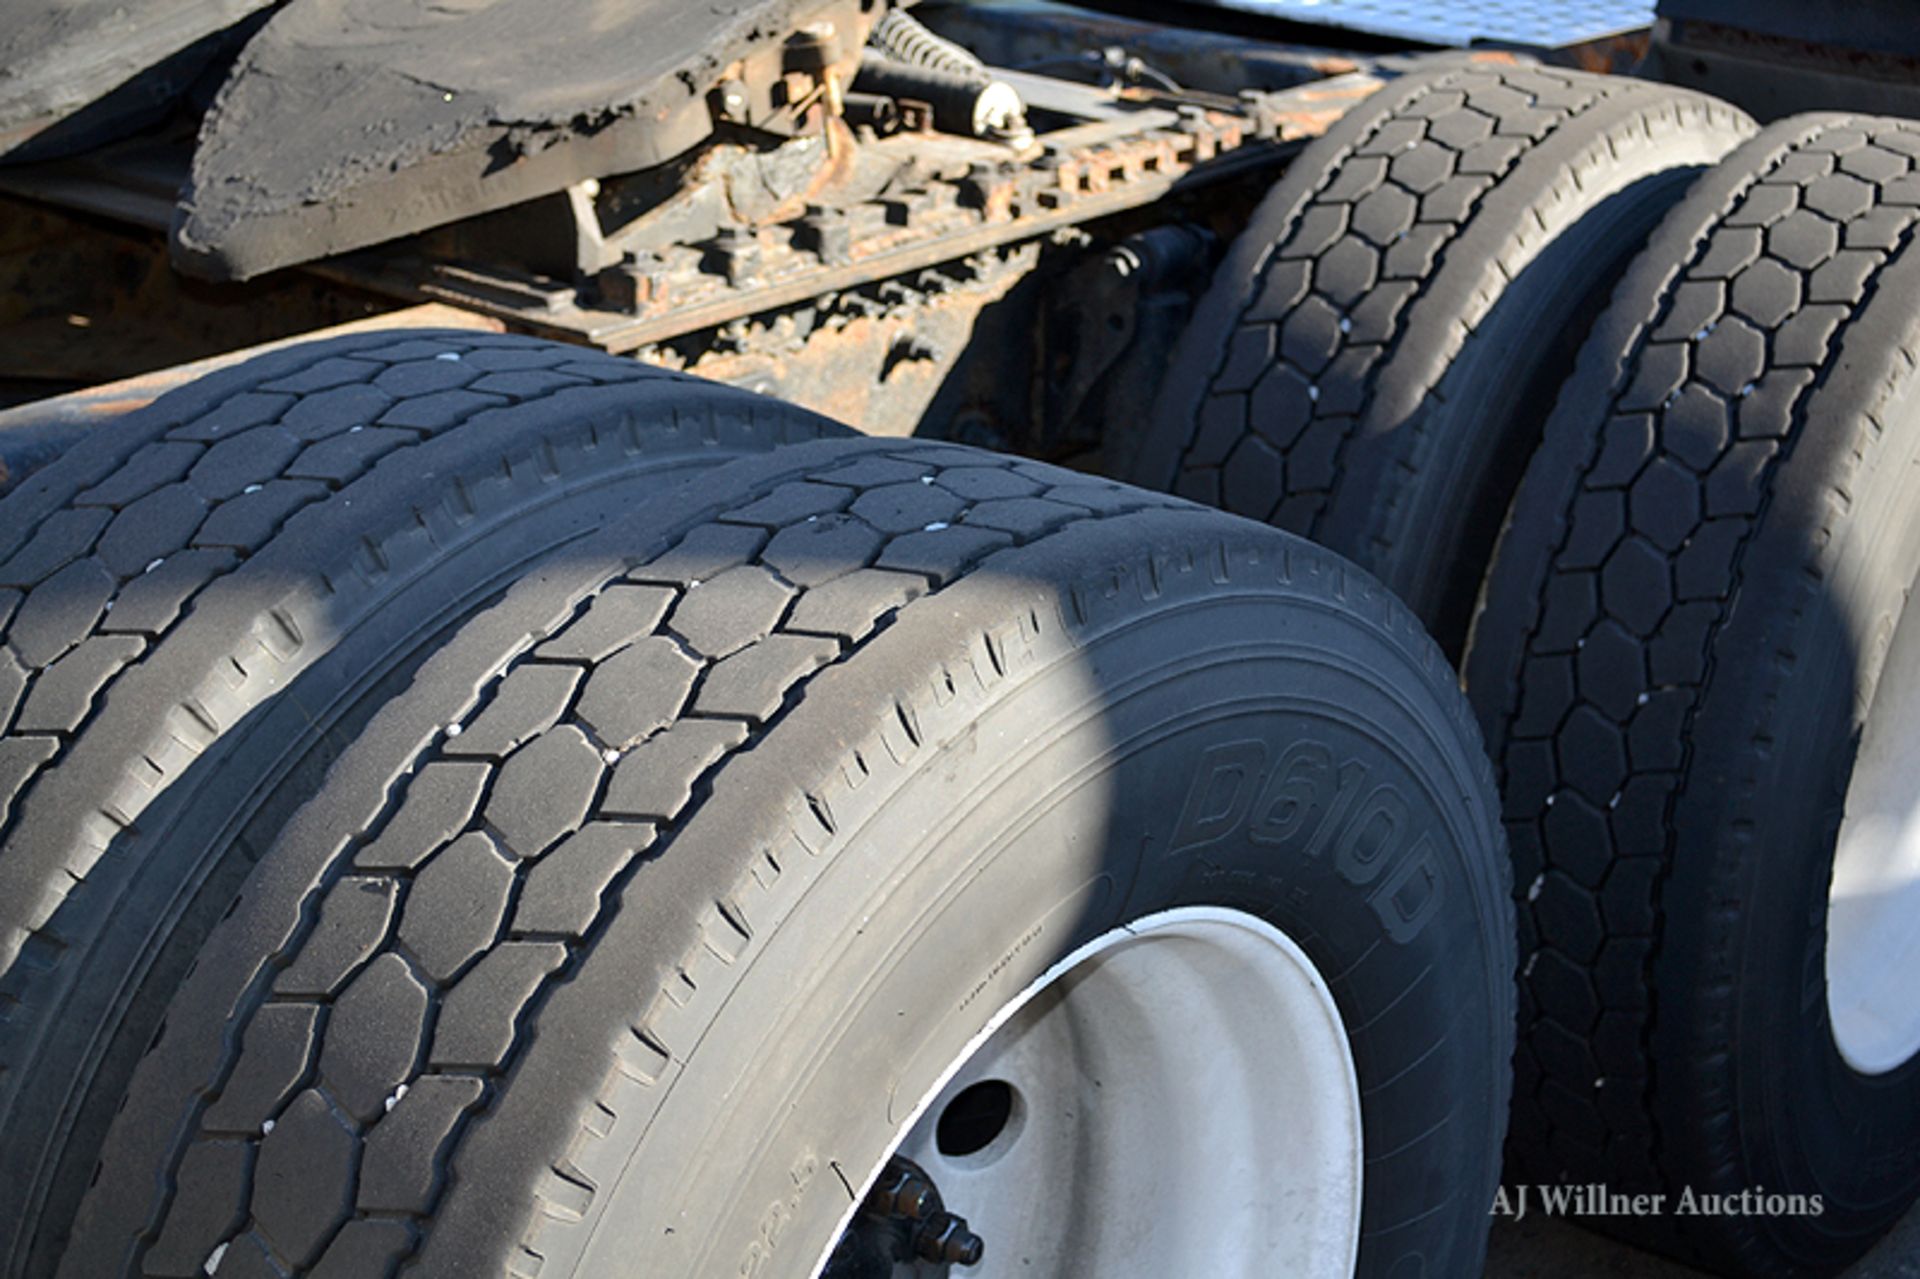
0, 18, 1390, 368
0, 6, 1394, 478
1666, 15, 1920, 70
647, 209, 1221, 459
658, 242, 1043, 438
0, 57, 1383, 365
398, 69, 1381, 352
1649, 16, 1920, 121
0, 22, 1393, 487
1549, 28, 1653, 74
1654, 0, 1920, 58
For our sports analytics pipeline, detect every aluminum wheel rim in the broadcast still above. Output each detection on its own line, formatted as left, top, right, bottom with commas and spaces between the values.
1829, 597, 1920, 1076
816, 906, 1364, 1277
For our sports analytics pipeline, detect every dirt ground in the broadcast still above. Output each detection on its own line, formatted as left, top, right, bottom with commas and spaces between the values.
1486, 1199, 1920, 1277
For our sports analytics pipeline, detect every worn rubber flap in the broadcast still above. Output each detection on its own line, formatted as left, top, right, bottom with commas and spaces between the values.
173, 0, 837, 281
0, 0, 272, 161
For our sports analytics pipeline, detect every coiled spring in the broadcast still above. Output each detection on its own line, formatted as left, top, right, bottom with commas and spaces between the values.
870, 8, 990, 83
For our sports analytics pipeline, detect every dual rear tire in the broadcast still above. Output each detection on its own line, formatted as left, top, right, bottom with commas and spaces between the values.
1468, 112, 1920, 1274
1133, 62, 1755, 653
0, 345, 1514, 1276
1134, 60, 1920, 1277
32, 67, 1917, 1279
0, 332, 844, 1277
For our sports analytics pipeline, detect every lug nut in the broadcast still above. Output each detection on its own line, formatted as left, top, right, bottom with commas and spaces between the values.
914, 1212, 985, 1266
868, 1163, 936, 1220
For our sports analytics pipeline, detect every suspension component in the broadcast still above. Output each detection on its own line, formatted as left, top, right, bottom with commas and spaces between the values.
861, 8, 1031, 145
869, 8, 988, 77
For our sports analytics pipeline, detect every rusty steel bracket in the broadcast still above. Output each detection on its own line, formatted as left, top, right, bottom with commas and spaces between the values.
0, 41, 1385, 359
392, 67, 1381, 352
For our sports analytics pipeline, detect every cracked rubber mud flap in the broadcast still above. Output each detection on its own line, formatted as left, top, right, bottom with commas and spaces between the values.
170, 0, 847, 282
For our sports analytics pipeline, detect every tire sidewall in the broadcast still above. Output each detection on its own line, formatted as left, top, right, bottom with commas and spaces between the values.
6, 368, 836, 1276
1654, 256, 1920, 1266
545, 526, 1511, 1279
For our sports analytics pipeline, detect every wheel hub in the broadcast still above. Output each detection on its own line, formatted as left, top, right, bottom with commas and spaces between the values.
815, 907, 1364, 1278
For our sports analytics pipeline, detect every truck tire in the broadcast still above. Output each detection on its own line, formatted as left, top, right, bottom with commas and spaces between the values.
1466, 113, 1920, 1274
1130, 64, 1753, 654
0, 331, 844, 1277
70, 438, 1514, 1278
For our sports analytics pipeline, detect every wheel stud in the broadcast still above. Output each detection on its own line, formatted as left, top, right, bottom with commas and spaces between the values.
914, 1211, 986, 1266
835, 1156, 986, 1271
